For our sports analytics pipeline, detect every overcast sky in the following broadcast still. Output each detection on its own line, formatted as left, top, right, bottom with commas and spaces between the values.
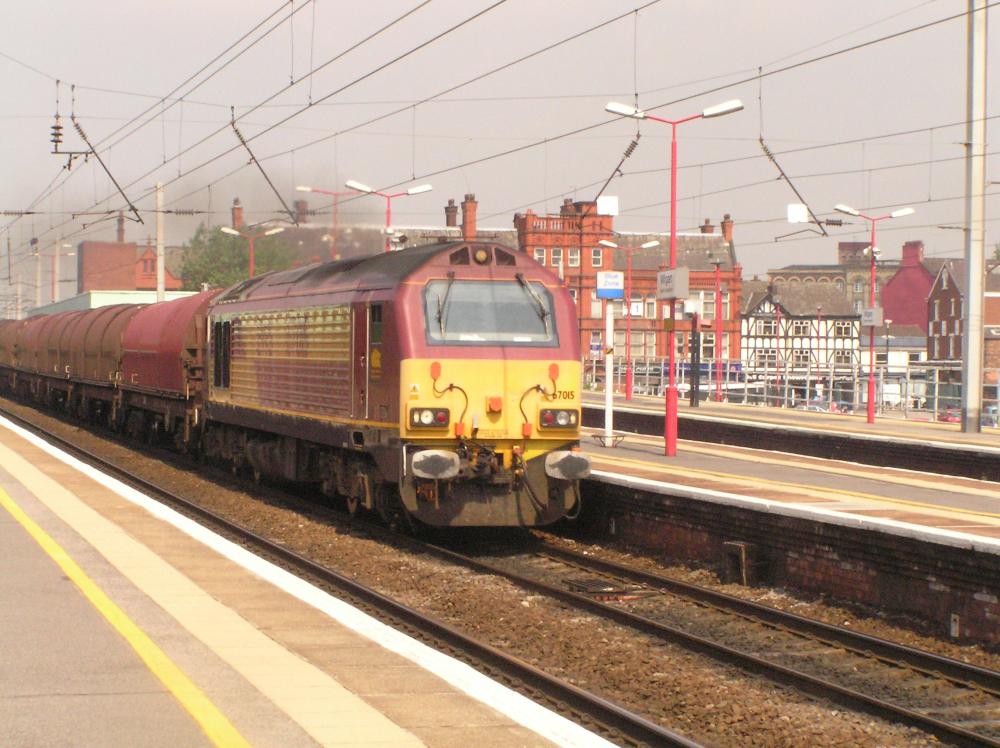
2, 0, 997, 304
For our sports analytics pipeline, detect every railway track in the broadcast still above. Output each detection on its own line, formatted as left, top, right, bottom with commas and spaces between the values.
424, 534, 1000, 748
0, 405, 700, 748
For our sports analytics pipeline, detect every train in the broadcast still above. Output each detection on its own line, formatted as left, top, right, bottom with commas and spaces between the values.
0, 240, 590, 528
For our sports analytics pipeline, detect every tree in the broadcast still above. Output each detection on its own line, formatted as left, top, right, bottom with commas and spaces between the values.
180, 224, 295, 290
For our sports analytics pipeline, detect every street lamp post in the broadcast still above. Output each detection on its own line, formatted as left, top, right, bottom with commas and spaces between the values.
296, 185, 353, 260
220, 225, 286, 278
345, 180, 432, 253
834, 204, 914, 424
712, 258, 724, 402
599, 239, 659, 401
606, 98, 743, 456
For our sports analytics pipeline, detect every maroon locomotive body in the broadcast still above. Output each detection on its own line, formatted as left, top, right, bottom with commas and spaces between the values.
0, 241, 590, 528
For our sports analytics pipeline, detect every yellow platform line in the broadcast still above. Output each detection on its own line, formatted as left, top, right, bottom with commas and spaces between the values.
589, 451, 1000, 523
0, 487, 251, 748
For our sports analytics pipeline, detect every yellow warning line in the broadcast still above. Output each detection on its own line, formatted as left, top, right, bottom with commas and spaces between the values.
0, 487, 252, 748
589, 451, 1000, 522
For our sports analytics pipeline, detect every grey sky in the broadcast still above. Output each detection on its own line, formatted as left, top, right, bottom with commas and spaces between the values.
2, 0, 997, 301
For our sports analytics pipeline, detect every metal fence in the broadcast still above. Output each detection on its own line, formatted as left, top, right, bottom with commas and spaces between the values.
583, 357, 1000, 426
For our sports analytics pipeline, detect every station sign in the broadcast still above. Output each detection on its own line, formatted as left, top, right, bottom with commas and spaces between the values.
656, 267, 689, 300
861, 307, 883, 327
596, 271, 625, 299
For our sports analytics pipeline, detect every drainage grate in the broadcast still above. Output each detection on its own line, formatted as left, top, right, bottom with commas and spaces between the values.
565, 577, 650, 602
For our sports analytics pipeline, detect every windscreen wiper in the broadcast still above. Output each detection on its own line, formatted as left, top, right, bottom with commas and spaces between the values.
436, 271, 456, 337
516, 273, 550, 335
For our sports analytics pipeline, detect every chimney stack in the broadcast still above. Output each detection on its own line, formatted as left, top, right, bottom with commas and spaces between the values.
901, 240, 924, 266
294, 199, 309, 225
116, 211, 125, 242
231, 198, 244, 229
461, 193, 477, 241
445, 198, 458, 227
721, 214, 734, 243
700, 218, 714, 234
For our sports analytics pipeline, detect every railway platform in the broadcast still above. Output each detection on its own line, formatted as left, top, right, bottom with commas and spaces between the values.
0, 417, 604, 748
579, 405, 1000, 644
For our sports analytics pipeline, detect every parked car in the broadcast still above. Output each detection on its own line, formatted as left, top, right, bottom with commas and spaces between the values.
937, 408, 961, 423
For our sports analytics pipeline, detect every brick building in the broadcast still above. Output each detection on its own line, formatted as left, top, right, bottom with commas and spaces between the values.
928, 260, 1000, 384
76, 213, 183, 293
513, 201, 742, 362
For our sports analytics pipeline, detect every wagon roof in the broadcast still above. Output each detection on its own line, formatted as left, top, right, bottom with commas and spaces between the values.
212, 241, 494, 304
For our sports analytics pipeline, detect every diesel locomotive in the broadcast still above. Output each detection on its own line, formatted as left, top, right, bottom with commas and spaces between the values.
0, 241, 590, 528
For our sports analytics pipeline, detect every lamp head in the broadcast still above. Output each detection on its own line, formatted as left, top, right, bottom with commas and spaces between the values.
345, 180, 373, 194
220, 226, 240, 237
640, 240, 660, 249
406, 184, 432, 195
598, 239, 618, 248
605, 102, 644, 119
295, 185, 313, 193
701, 99, 743, 118
834, 204, 860, 217
263, 227, 285, 237
890, 207, 914, 219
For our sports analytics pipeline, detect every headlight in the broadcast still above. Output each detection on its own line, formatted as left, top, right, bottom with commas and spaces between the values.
410, 408, 450, 428
539, 409, 578, 429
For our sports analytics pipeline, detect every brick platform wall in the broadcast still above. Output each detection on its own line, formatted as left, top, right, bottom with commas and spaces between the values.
579, 481, 1000, 645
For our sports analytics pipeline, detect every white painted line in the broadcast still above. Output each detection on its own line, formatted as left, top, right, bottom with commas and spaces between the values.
592, 469, 1000, 555
0, 415, 616, 748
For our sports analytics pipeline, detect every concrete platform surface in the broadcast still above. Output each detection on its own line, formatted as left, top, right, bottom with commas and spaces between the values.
0, 416, 609, 748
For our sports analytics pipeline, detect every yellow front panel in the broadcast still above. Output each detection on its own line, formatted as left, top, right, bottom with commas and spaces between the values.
400, 358, 581, 460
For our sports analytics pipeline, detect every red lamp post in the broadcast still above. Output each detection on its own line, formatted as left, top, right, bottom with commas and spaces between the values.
599, 238, 660, 401
605, 99, 743, 456
834, 204, 914, 424
296, 185, 354, 260
220, 225, 285, 278
712, 259, 724, 402
345, 180, 432, 253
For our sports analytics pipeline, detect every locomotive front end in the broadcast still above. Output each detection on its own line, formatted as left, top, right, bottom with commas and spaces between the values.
397, 244, 590, 527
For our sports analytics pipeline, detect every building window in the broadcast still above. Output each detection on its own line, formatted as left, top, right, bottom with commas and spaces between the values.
627, 295, 643, 318
854, 280, 863, 293
791, 320, 810, 336
932, 300, 939, 320
591, 247, 603, 268
942, 273, 948, 290
589, 290, 602, 319
645, 297, 656, 319
950, 298, 956, 316
533, 247, 545, 264
551, 247, 562, 268
853, 300, 863, 313
834, 350, 852, 365
756, 319, 776, 335
792, 350, 810, 364
755, 349, 777, 366
834, 321, 853, 338
875, 352, 888, 365
568, 288, 578, 304
701, 332, 715, 360
567, 248, 580, 267
908, 352, 922, 363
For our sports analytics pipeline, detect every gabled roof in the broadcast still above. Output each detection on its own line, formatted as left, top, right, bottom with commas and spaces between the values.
743, 280, 856, 317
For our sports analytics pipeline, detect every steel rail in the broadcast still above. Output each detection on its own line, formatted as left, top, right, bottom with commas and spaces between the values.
415, 537, 1000, 748
0, 404, 700, 748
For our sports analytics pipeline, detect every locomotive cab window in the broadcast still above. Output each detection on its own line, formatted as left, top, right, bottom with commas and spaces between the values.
212, 320, 232, 388
423, 275, 558, 346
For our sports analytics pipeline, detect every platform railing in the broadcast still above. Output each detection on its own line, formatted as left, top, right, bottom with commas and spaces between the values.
583, 356, 1000, 427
